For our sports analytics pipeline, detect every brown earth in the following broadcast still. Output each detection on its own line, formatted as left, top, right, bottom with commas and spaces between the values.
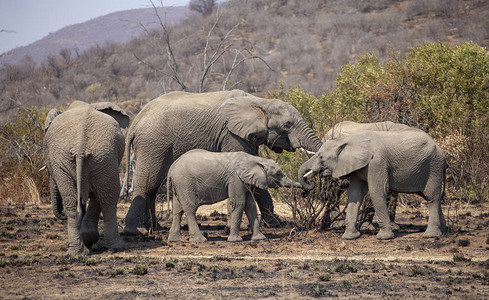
1, 200, 488, 299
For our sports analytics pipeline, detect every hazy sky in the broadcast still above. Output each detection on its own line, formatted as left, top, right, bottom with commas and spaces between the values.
0, 0, 190, 54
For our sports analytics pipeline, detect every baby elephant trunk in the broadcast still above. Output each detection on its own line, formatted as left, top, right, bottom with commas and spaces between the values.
298, 160, 316, 191
273, 174, 302, 189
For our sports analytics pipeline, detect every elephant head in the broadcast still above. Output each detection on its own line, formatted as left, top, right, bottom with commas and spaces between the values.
220, 96, 322, 153
299, 136, 374, 190
236, 155, 301, 190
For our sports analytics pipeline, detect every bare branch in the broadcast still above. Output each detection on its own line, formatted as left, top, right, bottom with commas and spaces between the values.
222, 49, 274, 91
147, 0, 187, 90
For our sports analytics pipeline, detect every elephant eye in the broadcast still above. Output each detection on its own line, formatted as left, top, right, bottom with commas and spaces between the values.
283, 121, 292, 130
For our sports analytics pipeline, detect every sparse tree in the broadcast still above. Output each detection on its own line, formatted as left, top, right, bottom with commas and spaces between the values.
135, 1, 272, 93
189, 0, 216, 16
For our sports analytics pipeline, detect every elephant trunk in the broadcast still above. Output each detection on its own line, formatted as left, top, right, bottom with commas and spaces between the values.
293, 120, 322, 153
298, 160, 316, 191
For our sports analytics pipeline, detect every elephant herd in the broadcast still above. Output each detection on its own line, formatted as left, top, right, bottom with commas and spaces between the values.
42, 90, 447, 256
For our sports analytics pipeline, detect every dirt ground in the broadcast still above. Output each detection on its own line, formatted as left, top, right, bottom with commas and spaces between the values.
1, 200, 488, 299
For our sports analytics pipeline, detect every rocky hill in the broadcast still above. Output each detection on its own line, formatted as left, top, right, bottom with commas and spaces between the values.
0, 0, 487, 112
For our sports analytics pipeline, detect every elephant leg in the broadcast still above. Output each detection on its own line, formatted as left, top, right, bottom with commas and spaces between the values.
244, 192, 265, 241
224, 199, 247, 234
67, 214, 89, 256
367, 179, 394, 240
254, 189, 282, 228
359, 193, 375, 229
56, 177, 89, 256
177, 191, 206, 242
343, 178, 368, 240
144, 190, 164, 233
168, 197, 183, 242
422, 184, 446, 238
64, 197, 89, 255
185, 208, 207, 243
125, 158, 165, 236
94, 170, 125, 251
81, 198, 100, 247
388, 192, 400, 230
227, 185, 248, 242
100, 203, 125, 251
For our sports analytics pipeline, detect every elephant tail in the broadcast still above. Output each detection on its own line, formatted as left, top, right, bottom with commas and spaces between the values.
75, 155, 84, 229
122, 130, 134, 197
119, 130, 134, 198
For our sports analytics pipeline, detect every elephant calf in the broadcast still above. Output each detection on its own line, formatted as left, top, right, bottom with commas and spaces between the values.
167, 149, 301, 242
299, 129, 447, 240
43, 101, 129, 255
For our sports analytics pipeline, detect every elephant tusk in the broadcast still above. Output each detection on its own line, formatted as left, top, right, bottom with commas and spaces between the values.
39, 165, 47, 172
303, 170, 314, 178
299, 148, 316, 156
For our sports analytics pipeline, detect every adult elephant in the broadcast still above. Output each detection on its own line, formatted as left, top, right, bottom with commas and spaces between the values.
123, 90, 322, 235
323, 120, 412, 228
299, 129, 447, 240
43, 101, 129, 255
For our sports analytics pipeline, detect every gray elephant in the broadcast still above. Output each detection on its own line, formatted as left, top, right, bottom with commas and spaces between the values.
323, 120, 412, 228
299, 129, 446, 240
123, 90, 322, 236
43, 100, 129, 255
167, 149, 301, 242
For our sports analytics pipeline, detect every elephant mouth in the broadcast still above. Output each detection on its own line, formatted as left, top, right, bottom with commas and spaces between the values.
321, 169, 332, 177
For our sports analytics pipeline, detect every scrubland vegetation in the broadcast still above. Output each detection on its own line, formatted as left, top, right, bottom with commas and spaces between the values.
0, 0, 488, 218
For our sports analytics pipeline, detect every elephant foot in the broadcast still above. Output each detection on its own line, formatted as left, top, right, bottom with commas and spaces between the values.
422, 227, 443, 238
227, 234, 243, 242
376, 228, 395, 240
168, 232, 182, 242
251, 232, 266, 241
123, 226, 148, 236
81, 230, 100, 248
108, 238, 126, 253
67, 244, 90, 256
189, 234, 207, 243
342, 230, 361, 240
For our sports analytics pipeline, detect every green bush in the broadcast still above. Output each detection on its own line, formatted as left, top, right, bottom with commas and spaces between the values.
325, 42, 488, 202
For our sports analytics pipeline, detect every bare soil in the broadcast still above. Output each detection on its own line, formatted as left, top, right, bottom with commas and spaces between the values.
1, 200, 488, 299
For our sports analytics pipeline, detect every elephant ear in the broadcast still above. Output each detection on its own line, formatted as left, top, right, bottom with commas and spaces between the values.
333, 136, 373, 178
91, 102, 130, 129
220, 97, 268, 143
236, 155, 268, 190
44, 108, 63, 131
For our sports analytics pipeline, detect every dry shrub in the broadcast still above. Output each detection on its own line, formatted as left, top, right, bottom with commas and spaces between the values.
273, 177, 348, 230
0, 174, 40, 205
439, 131, 489, 203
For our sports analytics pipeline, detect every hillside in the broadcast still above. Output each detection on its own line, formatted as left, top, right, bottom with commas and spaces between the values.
0, 6, 189, 66
0, 0, 488, 112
